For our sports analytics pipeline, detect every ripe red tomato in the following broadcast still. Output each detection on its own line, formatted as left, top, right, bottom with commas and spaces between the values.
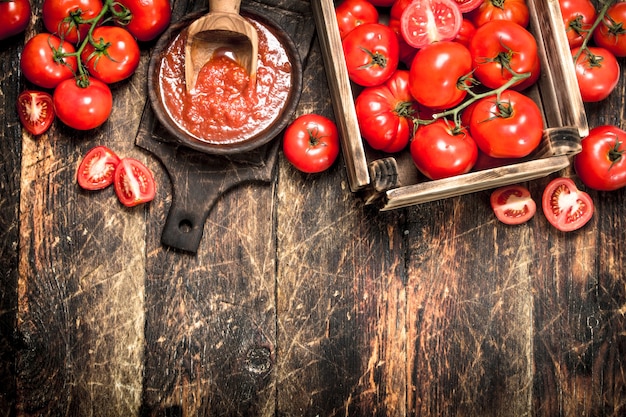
355, 70, 418, 153
558, 0, 596, 49
342, 23, 399, 87
469, 20, 540, 91
574, 125, 626, 191
112, 0, 171, 42
42, 0, 103, 44
335, 0, 379, 39
410, 119, 478, 180
409, 41, 472, 110
282, 114, 340, 174
77, 146, 121, 190
468, 0, 530, 28
20, 33, 78, 89
0, 0, 31, 40
593, 1, 626, 57
454, 18, 477, 48
17, 90, 55, 136
368, 0, 394, 6
53, 77, 113, 130
81, 26, 140, 84
542, 177, 593, 232
490, 185, 536, 225
572, 46, 620, 103
469, 89, 543, 158
398, 0, 463, 49
114, 158, 156, 207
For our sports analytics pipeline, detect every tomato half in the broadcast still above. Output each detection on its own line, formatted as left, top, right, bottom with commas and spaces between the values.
410, 119, 478, 180
0, 0, 31, 40
53, 77, 113, 130
112, 0, 171, 42
559, 0, 596, 49
77, 146, 121, 190
342, 23, 400, 87
355, 70, 418, 153
114, 158, 156, 207
572, 46, 620, 103
490, 185, 536, 225
574, 125, 626, 191
593, 1, 626, 57
42, 0, 103, 44
399, 0, 463, 49
20, 33, 78, 89
542, 177, 593, 232
81, 26, 141, 84
469, 0, 530, 28
17, 90, 55, 136
282, 114, 340, 174
335, 0, 379, 39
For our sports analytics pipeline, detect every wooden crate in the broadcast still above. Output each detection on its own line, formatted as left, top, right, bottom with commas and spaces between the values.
311, 0, 589, 210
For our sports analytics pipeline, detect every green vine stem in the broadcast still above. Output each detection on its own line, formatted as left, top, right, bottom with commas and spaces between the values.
573, 0, 618, 62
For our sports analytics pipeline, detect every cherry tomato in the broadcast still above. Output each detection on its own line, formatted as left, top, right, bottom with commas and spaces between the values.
114, 158, 156, 207
468, 0, 530, 28
410, 119, 478, 180
593, 1, 626, 58
335, 0, 379, 39
355, 70, 418, 153
469, 89, 543, 158
572, 46, 620, 103
558, 0, 596, 49
283, 114, 340, 174
53, 77, 113, 130
42, 0, 103, 44
542, 177, 593, 232
20, 33, 78, 89
409, 41, 472, 110
469, 20, 540, 91
81, 26, 140, 84
398, 0, 463, 49
17, 90, 55, 136
77, 146, 121, 190
0, 0, 31, 40
112, 0, 171, 42
490, 185, 536, 225
574, 125, 626, 191
342, 23, 399, 87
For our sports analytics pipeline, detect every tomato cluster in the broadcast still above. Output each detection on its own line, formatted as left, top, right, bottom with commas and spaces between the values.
16, 0, 171, 134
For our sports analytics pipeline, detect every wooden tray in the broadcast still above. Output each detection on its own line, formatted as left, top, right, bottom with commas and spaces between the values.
312, 0, 589, 210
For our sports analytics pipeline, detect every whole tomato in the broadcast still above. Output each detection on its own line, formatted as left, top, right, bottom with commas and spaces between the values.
542, 177, 593, 232
368, 0, 394, 6
574, 125, 626, 191
20, 33, 78, 89
410, 119, 478, 180
559, 0, 596, 49
572, 46, 620, 103
283, 114, 340, 173
81, 26, 140, 84
468, 0, 530, 28
342, 23, 399, 87
409, 41, 473, 110
42, 0, 103, 44
454, 18, 477, 48
335, 0, 379, 39
0, 0, 31, 40
53, 77, 113, 130
593, 1, 626, 57
355, 70, 418, 153
112, 0, 171, 42
469, 20, 540, 91
469, 89, 543, 158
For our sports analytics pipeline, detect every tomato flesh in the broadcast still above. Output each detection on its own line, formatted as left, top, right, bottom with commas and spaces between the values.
400, 0, 463, 49
77, 146, 121, 190
541, 178, 594, 232
17, 91, 55, 136
490, 185, 536, 225
114, 158, 156, 207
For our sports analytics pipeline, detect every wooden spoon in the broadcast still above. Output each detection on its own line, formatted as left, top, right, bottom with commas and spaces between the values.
184, 0, 258, 92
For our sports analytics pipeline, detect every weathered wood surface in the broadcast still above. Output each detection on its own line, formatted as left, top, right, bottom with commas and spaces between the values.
1, 0, 625, 416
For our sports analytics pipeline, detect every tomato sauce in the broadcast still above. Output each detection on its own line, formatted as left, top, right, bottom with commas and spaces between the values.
157, 18, 293, 144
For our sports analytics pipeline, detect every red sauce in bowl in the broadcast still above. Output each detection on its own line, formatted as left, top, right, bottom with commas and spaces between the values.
157, 18, 293, 145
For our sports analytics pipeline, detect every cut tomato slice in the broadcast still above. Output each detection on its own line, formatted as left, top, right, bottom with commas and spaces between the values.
114, 158, 156, 207
77, 146, 121, 190
454, 0, 483, 13
400, 0, 463, 49
17, 90, 55, 136
490, 185, 536, 225
541, 177, 594, 232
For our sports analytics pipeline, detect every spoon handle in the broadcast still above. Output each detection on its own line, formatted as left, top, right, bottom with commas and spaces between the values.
209, 0, 242, 14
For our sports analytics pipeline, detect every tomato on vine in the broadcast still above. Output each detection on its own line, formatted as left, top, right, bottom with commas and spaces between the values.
335, 0, 379, 39
283, 114, 340, 174
468, 0, 530, 28
542, 178, 594, 232
42, 0, 104, 44
20, 33, 78, 89
81, 26, 140, 84
572, 46, 620, 102
574, 125, 626, 191
112, 0, 171, 42
558, 0, 596, 49
0, 0, 31, 40
53, 77, 113, 130
593, 1, 626, 57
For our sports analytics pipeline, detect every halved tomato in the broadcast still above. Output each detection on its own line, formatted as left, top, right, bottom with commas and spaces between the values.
114, 158, 156, 207
17, 90, 55, 136
77, 146, 121, 190
490, 185, 536, 225
541, 177, 594, 232
399, 0, 463, 49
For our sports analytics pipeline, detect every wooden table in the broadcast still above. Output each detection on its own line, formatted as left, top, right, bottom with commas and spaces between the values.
1, 0, 625, 415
